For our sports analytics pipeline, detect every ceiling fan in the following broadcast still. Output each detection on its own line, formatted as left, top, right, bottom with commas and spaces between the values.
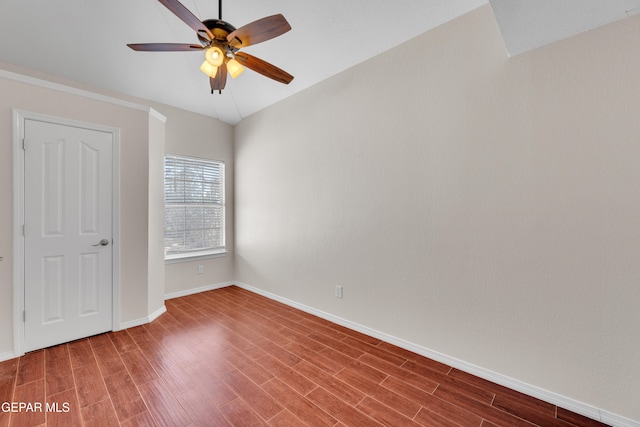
127, 0, 294, 93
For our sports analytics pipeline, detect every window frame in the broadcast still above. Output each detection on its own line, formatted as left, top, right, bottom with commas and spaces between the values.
163, 154, 226, 262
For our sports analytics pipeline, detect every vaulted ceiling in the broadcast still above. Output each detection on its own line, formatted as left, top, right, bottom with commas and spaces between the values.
1, 0, 638, 124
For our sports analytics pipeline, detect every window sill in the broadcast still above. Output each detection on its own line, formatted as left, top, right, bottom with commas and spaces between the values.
164, 251, 228, 264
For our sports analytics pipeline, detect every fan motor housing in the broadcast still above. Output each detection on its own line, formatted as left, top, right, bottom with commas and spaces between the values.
198, 19, 237, 45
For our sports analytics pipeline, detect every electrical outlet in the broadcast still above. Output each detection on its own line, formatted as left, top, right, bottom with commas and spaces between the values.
335, 285, 343, 299
197, 265, 204, 274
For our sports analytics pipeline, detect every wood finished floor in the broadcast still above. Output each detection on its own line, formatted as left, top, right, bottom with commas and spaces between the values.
0, 286, 609, 427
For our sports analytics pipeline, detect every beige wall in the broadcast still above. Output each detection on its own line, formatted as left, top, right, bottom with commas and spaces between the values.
0, 73, 153, 355
235, 5, 640, 422
147, 112, 167, 315
0, 65, 234, 358
0, 78, 15, 355
151, 103, 235, 296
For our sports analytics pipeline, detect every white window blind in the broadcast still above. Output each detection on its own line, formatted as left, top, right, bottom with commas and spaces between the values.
164, 155, 225, 260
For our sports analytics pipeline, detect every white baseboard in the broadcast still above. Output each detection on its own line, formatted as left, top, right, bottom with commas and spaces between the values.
117, 304, 167, 331
0, 351, 18, 363
164, 281, 235, 300
234, 282, 638, 427
148, 305, 167, 323
1, 305, 169, 361
116, 281, 235, 330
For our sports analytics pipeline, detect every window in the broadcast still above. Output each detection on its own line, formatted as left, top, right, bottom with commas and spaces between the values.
164, 155, 225, 260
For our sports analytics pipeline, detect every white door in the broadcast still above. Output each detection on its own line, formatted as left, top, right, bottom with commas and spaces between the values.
24, 119, 113, 352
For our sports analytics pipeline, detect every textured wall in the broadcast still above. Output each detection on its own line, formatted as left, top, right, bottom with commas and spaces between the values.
235, 6, 640, 421
152, 102, 235, 296
0, 71, 152, 354
0, 65, 234, 357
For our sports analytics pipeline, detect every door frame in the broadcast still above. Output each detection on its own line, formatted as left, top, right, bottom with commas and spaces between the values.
12, 109, 121, 356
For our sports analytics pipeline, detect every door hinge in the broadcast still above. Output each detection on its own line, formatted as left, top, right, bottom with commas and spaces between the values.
23, 311, 25, 322
22, 224, 25, 236
22, 138, 26, 150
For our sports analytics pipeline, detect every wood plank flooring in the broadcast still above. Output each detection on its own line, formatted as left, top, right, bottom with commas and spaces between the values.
0, 286, 610, 427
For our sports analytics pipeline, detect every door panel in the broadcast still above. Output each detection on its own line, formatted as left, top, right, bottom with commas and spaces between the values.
24, 119, 113, 352
42, 139, 65, 236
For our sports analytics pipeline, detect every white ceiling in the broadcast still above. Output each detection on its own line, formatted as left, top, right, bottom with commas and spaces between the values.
490, 0, 640, 57
0, 1, 637, 125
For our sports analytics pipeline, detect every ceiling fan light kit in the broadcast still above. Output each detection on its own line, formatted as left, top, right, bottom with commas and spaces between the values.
127, 0, 293, 94
226, 58, 245, 79
205, 46, 224, 67
199, 61, 219, 78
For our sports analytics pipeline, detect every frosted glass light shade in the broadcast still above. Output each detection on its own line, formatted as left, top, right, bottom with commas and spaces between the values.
200, 61, 218, 78
205, 46, 224, 66
227, 58, 245, 79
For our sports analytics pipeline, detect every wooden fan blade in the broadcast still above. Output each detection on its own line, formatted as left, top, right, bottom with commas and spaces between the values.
127, 43, 204, 51
157, 0, 214, 40
210, 62, 228, 92
234, 52, 293, 84
227, 14, 291, 48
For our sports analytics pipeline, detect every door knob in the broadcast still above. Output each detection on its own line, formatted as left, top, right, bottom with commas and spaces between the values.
92, 239, 110, 247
